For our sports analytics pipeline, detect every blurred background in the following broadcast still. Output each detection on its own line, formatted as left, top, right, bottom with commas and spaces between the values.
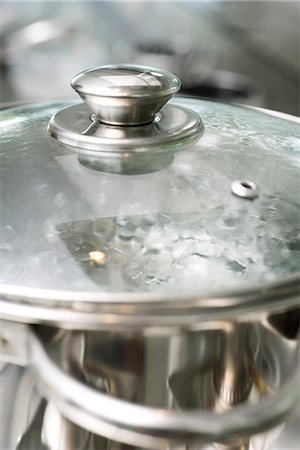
0, 0, 299, 115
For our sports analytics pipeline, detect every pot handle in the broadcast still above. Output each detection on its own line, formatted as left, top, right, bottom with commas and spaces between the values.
28, 328, 300, 449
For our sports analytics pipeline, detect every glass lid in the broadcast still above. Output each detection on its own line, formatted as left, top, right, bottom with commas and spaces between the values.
1, 66, 300, 299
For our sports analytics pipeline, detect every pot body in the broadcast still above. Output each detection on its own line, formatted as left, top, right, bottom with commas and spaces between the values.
1, 307, 299, 450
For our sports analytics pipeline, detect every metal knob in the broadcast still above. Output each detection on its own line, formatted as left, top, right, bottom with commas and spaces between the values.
71, 64, 181, 126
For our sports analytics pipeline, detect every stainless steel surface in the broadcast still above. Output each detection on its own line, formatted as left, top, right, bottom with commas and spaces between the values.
27, 323, 300, 449
0, 364, 40, 450
0, 321, 28, 366
48, 65, 203, 171
71, 64, 181, 126
4, 362, 299, 450
0, 276, 300, 331
214, 324, 254, 407
1, 315, 299, 450
48, 102, 203, 172
20, 400, 93, 450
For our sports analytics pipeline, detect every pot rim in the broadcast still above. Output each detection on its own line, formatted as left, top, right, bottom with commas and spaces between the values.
0, 273, 299, 329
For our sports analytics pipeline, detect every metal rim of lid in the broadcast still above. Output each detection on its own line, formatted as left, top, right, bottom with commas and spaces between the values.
0, 273, 299, 329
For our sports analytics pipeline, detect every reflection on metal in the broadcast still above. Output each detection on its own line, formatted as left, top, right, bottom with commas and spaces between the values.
24, 321, 300, 449
16, 399, 95, 450
3, 316, 300, 450
267, 308, 300, 340
48, 65, 204, 174
71, 64, 181, 126
78, 150, 175, 175
16, 400, 48, 450
0, 321, 28, 366
49, 102, 203, 174
214, 324, 255, 408
231, 180, 259, 199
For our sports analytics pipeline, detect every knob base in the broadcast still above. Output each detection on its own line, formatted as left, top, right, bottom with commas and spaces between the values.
48, 102, 204, 167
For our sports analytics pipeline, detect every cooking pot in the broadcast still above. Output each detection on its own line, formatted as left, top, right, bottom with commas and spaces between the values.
0, 64, 299, 450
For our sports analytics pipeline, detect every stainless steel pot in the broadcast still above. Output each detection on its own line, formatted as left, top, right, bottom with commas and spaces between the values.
1, 317, 300, 450
0, 64, 299, 450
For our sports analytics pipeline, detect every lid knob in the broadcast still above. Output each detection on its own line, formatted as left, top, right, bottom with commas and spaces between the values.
71, 64, 181, 126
